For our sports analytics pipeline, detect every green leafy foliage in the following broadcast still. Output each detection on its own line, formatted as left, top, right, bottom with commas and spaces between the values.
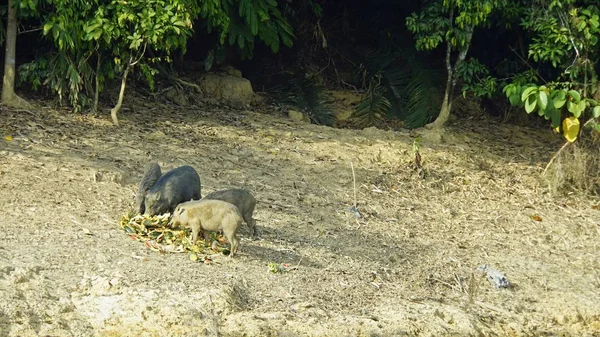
406, 0, 508, 127
349, 43, 443, 129
19, 0, 199, 111
505, 1, 600, 142
17, 0, 295, 109
457, 59, 497, 99
82, 0, 195, 53
406, 0, 507, 52
219, 0, 295, 60
0, 5, 6, 45
199, 0, 231, 44
524, 3, 600, 69
503, 82, 599, 141
19, 51, 96, 111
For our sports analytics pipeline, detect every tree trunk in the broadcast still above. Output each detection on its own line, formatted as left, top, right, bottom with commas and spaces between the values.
2, 0, 17, 103
427, 24, 473, 130
110, 57, 133, 126
430, 83, 452, 129
427, 35, 454, 129
1, 0, 30, 109
92, 52, 101, 113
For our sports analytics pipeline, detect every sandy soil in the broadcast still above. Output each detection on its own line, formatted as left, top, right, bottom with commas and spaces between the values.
0, 97, 599, 337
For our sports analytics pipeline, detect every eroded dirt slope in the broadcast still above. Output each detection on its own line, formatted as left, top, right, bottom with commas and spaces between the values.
0, 100, 599, 337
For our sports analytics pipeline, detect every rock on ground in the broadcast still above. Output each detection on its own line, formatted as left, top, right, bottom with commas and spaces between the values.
199, 72, 254, 105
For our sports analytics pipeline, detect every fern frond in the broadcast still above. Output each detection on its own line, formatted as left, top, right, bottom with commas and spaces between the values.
348, 41, 444, 129
381, 65, 412, 117
272, 74, 335, 126
403, 63, 444, 128
352, 88, 391, 127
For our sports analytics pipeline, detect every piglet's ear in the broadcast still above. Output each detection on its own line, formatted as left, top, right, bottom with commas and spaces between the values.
178, 208, 185, 215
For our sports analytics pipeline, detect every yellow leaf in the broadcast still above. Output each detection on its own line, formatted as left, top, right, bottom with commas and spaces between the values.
562, 117, 580, 142
4, 136, 12, 141
189, 252, 198, 261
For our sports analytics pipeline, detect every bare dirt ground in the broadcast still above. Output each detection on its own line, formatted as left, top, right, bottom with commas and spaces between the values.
0, 96, 599, 337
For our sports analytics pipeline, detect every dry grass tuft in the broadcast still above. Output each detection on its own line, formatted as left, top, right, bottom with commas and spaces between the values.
543, 131, 600, 195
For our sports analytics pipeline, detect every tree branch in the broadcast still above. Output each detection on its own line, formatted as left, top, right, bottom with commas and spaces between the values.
18, 27, 43, 35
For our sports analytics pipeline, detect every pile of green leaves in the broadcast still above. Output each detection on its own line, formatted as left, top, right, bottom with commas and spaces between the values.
120, 212, 229, 262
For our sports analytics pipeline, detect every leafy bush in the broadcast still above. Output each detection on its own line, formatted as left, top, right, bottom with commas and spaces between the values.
504, 2, 600, 142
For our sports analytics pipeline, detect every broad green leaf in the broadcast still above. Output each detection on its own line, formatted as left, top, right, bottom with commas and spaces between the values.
277, 20, 294, 37
568, 100, 585, 118
553, 90, 567, 107
538, 91, 548, 110
568, 90, 581, 102
567, 101, 576, 115
562, 117, 580, 142
593, 106, 600, 118
87, 29, 102, 41
525, 94, 537, 113
552, 90, 567, 99
84, 22, 100, 34
270, 37, 279, 53
281, 33, 293, 47
553, 97, 566, 109
43, 22, 53, 35
548, 106, 561, 128
258, 9, 269, 22
509, 95, 520, 106
576, 100, 586, 117
250, 14, 258, 36
521, 86, 537, 102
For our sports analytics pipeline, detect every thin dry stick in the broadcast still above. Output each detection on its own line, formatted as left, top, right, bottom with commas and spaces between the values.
351, 161, 361, 228
543, 142, 571, 176
351, 161, 357, 209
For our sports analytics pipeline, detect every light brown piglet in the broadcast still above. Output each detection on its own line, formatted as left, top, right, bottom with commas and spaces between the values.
170, 199, 242, 257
